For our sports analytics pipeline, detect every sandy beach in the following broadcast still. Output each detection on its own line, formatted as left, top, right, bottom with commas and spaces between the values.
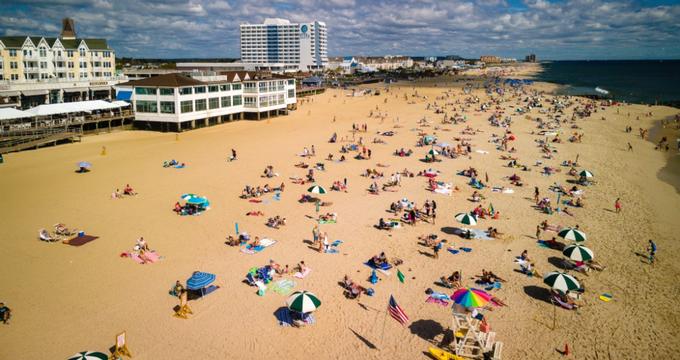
1, 64, 679, 360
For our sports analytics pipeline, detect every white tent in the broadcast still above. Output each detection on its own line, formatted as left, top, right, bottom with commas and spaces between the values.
23, 100, 130, 117
0, 108, 31, 121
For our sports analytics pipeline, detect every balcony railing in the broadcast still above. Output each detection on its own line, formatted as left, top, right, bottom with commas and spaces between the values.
0, 75, 128, 86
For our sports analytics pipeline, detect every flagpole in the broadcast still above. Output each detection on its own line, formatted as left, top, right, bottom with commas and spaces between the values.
380, 307, 388, 348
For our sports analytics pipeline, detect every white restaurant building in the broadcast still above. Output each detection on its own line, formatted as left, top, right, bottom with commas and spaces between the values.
115, 71, 297, 131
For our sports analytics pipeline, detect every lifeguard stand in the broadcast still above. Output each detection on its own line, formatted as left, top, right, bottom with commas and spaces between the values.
450, 309, 503, 359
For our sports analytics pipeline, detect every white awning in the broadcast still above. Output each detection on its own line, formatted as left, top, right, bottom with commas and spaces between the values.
63, 87, 88, 93
23, 100, 130, 117
0, 108, 31, 121
0, 90, 21, 97
90, 86, 112, 92
22, 89, 49, 96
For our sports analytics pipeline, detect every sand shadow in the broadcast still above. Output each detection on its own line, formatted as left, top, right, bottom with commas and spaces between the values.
418, 250, 435, 258
602, 208, 615, 213
547, 256, 568, 269
302, 239, 314, 245
409, 319, 445, 343
523, 285, 552, 304
187, 285, 220, 300
440, 226, 466, 236
349, 328, 378, 350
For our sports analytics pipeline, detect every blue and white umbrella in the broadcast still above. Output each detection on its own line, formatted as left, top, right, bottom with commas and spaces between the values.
67, 351, 108, 360
77, 161, 92, 168
187, 271, 216, 290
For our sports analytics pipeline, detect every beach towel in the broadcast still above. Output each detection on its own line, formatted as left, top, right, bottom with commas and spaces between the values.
475, 150, 489, 154
248, 199, 262, 203
129, 251, 160, 264
537, 240, 551, 248
269, 279, 296, 295
469, 229, 493, 240
331, 240, 343, 247
447, 247, 460, 255
275, 308, 316, 327
459, 247, 472, 252
318, 219, 336, 224
241, 239, 277, 254
426, 296, 450, 307
434, 187, 452, 195
599, 293, 613, 302
364, 262, 392, 275
294, 268, 312, 279
64, 235, 99, 247
174, 164, 185, 169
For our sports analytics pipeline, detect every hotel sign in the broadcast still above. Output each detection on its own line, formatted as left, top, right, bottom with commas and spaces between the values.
90, 81, 109, 86
300, 24, 310, 39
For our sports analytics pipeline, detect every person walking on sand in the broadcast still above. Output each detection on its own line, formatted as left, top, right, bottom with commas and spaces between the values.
229, 149, 237, 161
648, 239, 657, 264
615, 198, 622, 213
536, 225, 541, 240
433, 240, 443, 259
534, 187, 540, 203
628, 142, 633, 152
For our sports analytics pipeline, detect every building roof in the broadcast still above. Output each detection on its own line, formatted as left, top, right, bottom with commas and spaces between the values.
24, 100, 129, 117
119, 73, 206, 88
0, 108, 31, 121
0, 36, 111, 49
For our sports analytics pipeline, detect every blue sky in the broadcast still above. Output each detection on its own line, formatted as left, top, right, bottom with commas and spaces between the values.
1, 0, 679, 60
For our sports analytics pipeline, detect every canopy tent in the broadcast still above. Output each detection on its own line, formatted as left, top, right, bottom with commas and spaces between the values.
23, 100, 130, 117
0, 108, 31, 121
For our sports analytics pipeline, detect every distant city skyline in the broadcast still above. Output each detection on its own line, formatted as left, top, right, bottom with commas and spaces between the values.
1, 0, 680, 60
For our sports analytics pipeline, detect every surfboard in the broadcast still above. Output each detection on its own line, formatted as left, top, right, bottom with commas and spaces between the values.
428, 347, 463, 360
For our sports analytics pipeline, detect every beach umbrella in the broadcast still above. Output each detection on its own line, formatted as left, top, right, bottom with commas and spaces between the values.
181, 193, 198, 201
77, 161, 91, 168
543, 272, 580, 292
181, 194, 209, 206
186, 271, 216, 290
436, 142, 451, 148
557, 228, 587, 242
450, 287, 492, 308
455, 213, 477, 226
579, 170, 594, 178
428, 149, 439, 156
67, 351, 108, 360
562, 244, 594, 262
286, 291, 322, 313
307, 185, 327, 194
423, 135, 436, 144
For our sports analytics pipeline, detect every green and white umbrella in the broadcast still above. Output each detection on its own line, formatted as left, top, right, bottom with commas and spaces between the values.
543, 272, 581, 292
67, 351, 108, 360
562, 244, 594, 262
307, 185, 327, 194
287, 291, 322, 313
455, 213, 477, 226
428, 148, 439, 156
557, 228, 587, 242
579, 170, 594, 178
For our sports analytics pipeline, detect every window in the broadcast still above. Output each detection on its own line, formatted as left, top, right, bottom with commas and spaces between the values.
288, 89, 295, 98
259, 95, 269, 107
10, 62, 18, 69
160, 101, 175, 114
209, 97, 219, 109
79, 48, 86, 56
11, 74, 19, 81
221, 96, 231, 107
159, 88, 174, 96
232, 83, 241, 90
40, 61, 47, 69
194, 86, 206, 94
135, 87, 157, 95
180, 87, 192, 95
259, 82, 267, 92
67, 50, 74, 57
220, 84, 230, 91
9, 49, 17, 57
39, 47, 47, 57
104, 51, 111, 57
56, 50, 62, 57
208, 85, 219, 92
80, 62, 87, 68
244, 96, 256, 108
68, 61, 74, 69
180, 100, 193, 113
232, 95, 242, 106
136, 100, 157, 113
80, 72, 88, 79
68, 72, 75, 79
0, 75, 3, 80
287, 79, 295, 85
195, 99, 207, 111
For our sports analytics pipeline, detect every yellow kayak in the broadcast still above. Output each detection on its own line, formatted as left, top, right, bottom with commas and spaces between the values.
428, 347, 464, 360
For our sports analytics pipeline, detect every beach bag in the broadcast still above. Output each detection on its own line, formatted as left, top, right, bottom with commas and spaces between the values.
480, 318, 490, 333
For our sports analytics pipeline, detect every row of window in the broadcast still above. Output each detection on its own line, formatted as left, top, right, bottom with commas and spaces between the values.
6, 49, 112, 58
136, 96, 244, 114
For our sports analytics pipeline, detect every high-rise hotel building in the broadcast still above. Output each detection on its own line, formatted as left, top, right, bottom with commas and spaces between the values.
0, 18, 124, 109
240, 18, 327, 73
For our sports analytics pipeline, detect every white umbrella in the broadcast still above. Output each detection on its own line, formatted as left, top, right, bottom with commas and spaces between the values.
455, 213, 477, 226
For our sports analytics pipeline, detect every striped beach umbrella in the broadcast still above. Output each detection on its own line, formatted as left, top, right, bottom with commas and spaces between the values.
563, 244, 594, 261
181, 193, 198, 201
557, 228, 587, 242
286, 291, 322, 313
67, 351, 108, 360
579, 170, 594, 178
307, 185, 327, 194
455, 213, 477, 226
450, 287, 492, 308
186, 271, 216, 290
543, 272, 580, 292
428, 148, 439, 156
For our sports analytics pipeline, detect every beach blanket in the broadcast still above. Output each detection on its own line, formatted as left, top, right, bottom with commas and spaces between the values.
426, 296, 450, 307
128, 251, 161, 264
364, 262, 392, 275
475, 150, 489, 154
248, 199, 262, 203
294, 268, 312, 279
544, 225, 563, 232
459, 247, 472, 252
174, 164, 185, 169
275, 308, 316, 327
268, 279, 296, 295
318, 219, 336, 224
241, 238, 277, 254
447, 247, 460, 255
537, 240, 551, 248
492, 186, 514, 194
64, 235, 99, 247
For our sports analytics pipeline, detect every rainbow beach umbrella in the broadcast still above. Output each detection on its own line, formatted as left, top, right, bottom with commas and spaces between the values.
450, 287, 492, 308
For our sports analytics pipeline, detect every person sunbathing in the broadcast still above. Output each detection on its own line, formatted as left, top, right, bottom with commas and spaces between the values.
250, 236, 261, 248
0, 302, 12, 324
440, 271, 461, 289
342, 275, 364, 299
123, 184, 136, 195
295, 261, 308, 274
225, 235, 240, 246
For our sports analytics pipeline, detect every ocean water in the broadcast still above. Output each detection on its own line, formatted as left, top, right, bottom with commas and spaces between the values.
532, 60, 680, 106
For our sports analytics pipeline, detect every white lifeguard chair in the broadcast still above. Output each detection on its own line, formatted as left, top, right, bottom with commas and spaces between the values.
450, 308, 503, 359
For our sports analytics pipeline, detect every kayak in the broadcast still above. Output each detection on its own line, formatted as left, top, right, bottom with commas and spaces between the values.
428, 347, 464, 360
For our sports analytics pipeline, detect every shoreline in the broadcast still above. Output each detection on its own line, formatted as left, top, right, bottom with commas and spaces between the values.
650, 115, 680, 194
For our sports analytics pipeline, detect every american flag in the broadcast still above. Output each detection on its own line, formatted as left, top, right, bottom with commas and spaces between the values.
388, 295, 409, 326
